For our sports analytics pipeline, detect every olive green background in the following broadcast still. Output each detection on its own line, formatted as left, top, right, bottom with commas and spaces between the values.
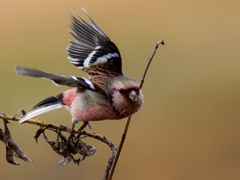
1, 0, 240, 180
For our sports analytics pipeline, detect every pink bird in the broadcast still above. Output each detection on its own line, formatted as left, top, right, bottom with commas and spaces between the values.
15, 9, 144, 134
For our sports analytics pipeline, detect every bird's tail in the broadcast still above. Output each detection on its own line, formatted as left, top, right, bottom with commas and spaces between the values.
19, 95, 64, 124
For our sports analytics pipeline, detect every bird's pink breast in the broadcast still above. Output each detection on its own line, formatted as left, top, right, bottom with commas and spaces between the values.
72, 107, 119, 121
62, 89, 78, 107
62, 88, 120, 121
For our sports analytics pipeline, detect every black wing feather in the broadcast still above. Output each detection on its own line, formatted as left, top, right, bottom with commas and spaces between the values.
14, 66, 95, 91
67, 9, 122, 75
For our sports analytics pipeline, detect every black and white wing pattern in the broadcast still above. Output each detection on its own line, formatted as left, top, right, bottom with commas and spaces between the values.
14, 66, 96, 91
67, 9, 122, 77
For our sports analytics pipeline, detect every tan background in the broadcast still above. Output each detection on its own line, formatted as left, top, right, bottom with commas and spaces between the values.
1, 0, 240, 180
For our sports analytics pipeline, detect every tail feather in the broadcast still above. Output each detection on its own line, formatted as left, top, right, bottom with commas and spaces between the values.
19, 96, 64, 124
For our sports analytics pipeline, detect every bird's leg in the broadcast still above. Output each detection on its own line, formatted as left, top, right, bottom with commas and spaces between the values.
70, 123, 75, 135
78, 121, 88, 134
87, 122, 92, 131
68, 118, 78, 141
75, 121, 88, 140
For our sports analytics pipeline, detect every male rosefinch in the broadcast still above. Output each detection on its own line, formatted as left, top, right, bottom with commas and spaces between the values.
15, 9, 144, 133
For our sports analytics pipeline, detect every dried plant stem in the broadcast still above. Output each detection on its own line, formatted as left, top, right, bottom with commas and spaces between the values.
0, 113, 117, 179
108, 116, 132, 180
108, 40, 165, 180
139, 40, 165, 89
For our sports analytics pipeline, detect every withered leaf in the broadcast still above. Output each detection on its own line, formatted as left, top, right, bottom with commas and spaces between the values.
34, 126, 96, 166
21, 109, 26, 116
34, 127, 45, 144
42, 129, 79, 165
6, 146, 20, 165
0, 119, 33, 165
57, 154, 73, 166
79, 142, 97, 157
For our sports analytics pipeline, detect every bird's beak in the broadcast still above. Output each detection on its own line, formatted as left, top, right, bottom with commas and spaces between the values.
129, 90, 138, 102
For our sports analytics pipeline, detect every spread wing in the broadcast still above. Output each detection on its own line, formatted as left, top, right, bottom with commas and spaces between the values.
14, 66, 96, 91
67, 8, 123, 83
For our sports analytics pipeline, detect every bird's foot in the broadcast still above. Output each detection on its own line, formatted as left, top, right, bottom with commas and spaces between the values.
75, 121, 88, 140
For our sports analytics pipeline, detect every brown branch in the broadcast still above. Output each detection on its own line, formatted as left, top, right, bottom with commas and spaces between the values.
108, 40, 165, 180
139, 40, 165, 89
0, 113, 117, 180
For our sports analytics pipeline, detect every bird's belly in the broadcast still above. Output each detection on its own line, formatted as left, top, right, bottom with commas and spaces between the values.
67, 90, 120, 121
71, 107, 120, 121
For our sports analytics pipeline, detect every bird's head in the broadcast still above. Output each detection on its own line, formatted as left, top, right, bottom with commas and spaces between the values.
109, 75, 144, 118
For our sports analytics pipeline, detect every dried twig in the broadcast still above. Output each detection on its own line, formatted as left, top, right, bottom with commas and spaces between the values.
0, 113, 117, 179
108, 40, 165, 180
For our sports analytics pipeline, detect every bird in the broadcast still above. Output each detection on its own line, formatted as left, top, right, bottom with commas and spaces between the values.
14, 8, 144, 135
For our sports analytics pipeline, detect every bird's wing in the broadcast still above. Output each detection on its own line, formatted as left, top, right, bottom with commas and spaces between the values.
67, 8, 123, 83
14, 66, 96, 91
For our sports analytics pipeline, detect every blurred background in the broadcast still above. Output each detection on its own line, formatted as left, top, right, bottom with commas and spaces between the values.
1, 0, 240, 179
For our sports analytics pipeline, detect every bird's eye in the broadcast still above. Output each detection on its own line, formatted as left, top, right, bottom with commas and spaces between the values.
119, 89, 125, 94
